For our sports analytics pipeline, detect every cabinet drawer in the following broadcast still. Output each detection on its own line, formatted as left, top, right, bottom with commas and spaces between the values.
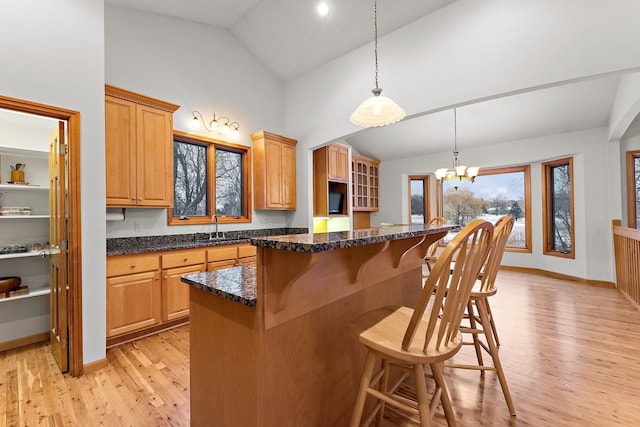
238, 245, 257, 259
107, 253, 160, 277
207, 260, 238, 271
161, 250, 206, 269
207, 246, 239, 262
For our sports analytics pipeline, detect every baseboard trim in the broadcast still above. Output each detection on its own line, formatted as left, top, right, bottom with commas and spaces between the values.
499, 266, 615, 288
0, 332, 49, 352
83, 357, 109, 374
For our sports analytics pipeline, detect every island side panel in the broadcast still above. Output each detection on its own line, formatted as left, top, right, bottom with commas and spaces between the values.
257, 268, 422, 426
189, 286, 261, 427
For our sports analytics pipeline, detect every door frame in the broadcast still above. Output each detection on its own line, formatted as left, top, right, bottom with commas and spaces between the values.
0, 94, 83, 376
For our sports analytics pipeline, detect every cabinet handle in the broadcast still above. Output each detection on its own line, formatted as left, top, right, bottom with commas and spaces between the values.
130, 264, 136, 269
183, 257, 188, 262
138, 197, 142, 201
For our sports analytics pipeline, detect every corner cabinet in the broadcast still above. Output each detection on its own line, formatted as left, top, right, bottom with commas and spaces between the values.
250, 131, 297, 210
351, 154, 380, 212
105, 85, 180, 208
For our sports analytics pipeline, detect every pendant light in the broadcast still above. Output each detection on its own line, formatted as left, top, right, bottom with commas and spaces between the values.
350, 0, 405, 128
434, 108, 479, 186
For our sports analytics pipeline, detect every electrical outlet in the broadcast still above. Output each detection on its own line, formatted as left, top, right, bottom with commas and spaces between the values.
134, 221, 143, 231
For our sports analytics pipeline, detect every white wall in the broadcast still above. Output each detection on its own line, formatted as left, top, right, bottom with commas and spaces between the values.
0, 0, 106, 364
105, 5, 293, 238
283, 0, 640, 230
375, 127, 614, 282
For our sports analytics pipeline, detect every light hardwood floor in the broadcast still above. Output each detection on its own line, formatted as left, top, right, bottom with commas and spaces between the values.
1, 270, 639, 426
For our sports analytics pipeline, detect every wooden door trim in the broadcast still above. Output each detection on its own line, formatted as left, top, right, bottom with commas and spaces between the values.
0, 94, 83, 377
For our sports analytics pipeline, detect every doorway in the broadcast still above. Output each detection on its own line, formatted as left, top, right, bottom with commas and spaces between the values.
0, 95, 82, 376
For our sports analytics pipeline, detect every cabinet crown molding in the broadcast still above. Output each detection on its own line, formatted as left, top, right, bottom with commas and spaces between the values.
105, 85, 180, 113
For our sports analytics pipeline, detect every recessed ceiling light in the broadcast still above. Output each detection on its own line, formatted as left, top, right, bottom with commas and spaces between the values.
317, 2, 329, 16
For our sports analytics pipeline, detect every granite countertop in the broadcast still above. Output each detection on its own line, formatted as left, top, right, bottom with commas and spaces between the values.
181, 264, 257, 307
106, 227, 308, 256
250, 223, 457, 253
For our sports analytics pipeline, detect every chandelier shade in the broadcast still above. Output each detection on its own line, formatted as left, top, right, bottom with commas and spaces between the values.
350, 0, 405, 128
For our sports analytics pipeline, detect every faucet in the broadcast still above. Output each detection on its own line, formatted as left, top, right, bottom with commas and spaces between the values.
210, 214, 221, 240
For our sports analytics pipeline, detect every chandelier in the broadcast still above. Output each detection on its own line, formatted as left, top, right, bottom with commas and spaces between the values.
350, 0, 405, 128
434, 108, 479, 186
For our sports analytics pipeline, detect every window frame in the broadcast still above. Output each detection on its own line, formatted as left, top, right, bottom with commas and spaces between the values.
168, 130, 251, 226
408, 175, 431, 224
542, 157, 574, 258
437, 165, 532, 253
626, 150, 640, 229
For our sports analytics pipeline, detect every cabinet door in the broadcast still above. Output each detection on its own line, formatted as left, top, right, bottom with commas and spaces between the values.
105, 96, 137, 206
162, 264, 205, 322
327, 145, 349, 182
281, 142, 297, 209
106, 270, 161, 337
368, 163, 380, 211
265, 139, 284, 208
136, 105, 173, 207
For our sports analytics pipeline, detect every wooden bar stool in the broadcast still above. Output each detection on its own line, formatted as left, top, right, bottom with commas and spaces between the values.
423, 216, 446, 276
446, 216, 517, 416
349, 219, 494, 427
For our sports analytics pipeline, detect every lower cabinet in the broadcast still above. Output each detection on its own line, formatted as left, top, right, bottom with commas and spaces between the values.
161, 250, 206, 322
106, 243, 256, 345
106, 253, 161, 338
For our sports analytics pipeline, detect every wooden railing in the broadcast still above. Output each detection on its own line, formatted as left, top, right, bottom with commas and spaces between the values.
612, 220, 640, 306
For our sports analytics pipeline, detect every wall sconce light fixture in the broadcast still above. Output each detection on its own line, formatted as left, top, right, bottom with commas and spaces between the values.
191, 110, 240, 138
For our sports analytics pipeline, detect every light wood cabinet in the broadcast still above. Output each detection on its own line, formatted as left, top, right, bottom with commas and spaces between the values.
327, 144, 349, 182
352, 154, 380, 212
251, 131, 298, 210
313, 144, 350, 217
105, 85, 179, 208
107, 243, 256, 344
106, 253, 161, 338
161, 250, 206, 322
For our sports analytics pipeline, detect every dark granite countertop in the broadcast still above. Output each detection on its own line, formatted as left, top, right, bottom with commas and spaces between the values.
250, 223, 456, 253
107, 227, 307, 256
181, 264, 256, 306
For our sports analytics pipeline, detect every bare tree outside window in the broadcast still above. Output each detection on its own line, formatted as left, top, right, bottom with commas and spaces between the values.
173, 140, 207, 217
439, 165, 531, 251
543, 157, 574, 258
168, 131, 251, 225
215, 148, 243, 217
635, 157, 640, 228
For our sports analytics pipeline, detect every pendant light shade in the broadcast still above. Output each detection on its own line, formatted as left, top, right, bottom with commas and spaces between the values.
350, 0, 405, 128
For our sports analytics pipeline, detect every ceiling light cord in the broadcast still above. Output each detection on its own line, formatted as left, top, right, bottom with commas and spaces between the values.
374, 0, 379, 90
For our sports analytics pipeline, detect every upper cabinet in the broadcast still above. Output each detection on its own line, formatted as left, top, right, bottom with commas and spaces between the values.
326, 144, 349, 183
313, 143, 350, 217
105, 85, 179, 208
251, 131, 298, 210
352, 154, 381, 212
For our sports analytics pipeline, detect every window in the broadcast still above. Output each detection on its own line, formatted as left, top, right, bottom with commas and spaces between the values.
438, 165, 531, 251
542, 157, 574, 258
627, 150, 640, 229
169, 131, 251, 225
409, 175, 430, 224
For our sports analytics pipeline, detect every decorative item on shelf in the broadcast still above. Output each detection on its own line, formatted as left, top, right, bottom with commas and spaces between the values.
0, 276, 21, 297
191, 110, 240, 138
434, 108, 479, 190
9, 163, 26, 184
350, 0, 405, 128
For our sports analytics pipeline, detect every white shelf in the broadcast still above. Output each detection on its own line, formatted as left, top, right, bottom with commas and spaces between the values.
0, 184, 47, 191
0, 287, 50, 303
0, 250, 50, 260
0, 215, 49, 219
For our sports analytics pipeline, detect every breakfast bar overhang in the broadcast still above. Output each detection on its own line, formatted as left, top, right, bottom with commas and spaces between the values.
182, 224, 454, 427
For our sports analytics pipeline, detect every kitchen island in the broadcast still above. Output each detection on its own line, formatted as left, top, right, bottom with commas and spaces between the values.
182, 224, 454, 427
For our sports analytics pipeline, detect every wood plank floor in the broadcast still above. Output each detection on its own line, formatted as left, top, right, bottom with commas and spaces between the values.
1, 270, 639, 426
